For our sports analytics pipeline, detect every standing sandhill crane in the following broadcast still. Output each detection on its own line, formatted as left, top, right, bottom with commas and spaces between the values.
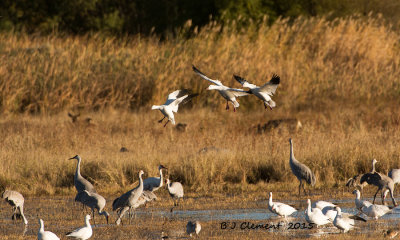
192, 65, 250, 112
112, 170, 144, 225
1, 190, 28, 224
360, 159, 397, 206
38, 219, 60, 240
151, 89, 198, 127
267, 192, 297, 219
69, 155, 96, 193
186, 221, 201, 237
346, 159, 378, 195
74, 190, 109, 224
289, 138, 316, 196
143, 165, 167, 192
128, 190, 158, 220
66, 214, 92, 240
166, 179, 184, 207
305, 199, 331, 227
234, 73, 280, 110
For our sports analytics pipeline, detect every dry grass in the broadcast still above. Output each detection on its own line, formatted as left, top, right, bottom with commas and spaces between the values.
0, 15, 399, 114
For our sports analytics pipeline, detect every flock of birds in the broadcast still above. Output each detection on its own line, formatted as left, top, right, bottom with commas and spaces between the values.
2, 65, 400, 239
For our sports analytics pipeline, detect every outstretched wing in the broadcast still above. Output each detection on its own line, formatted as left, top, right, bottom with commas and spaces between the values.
192, 65, 223, 86
164, 89, 190, 105
259, 74, 280, 95
170, 93, 198, 113
233, 75, 257, 89
227, 88, 251, 97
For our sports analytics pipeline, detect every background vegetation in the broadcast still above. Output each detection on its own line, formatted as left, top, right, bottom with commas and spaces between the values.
0, 1, 400, 197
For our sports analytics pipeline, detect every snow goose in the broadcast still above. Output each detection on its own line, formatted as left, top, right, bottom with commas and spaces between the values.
305, 199, 331, 227
333, 207, 366, 233
66, 215, 92, 240
234, 73, 280, 110
192, 66, 249, 112
352, 189, 372, 212
267, 192, 297, 219
38, 219, 60, 240
152, 89, 198, 127
361, 203, 392, 219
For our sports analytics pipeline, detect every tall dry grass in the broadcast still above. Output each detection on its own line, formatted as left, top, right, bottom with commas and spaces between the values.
0, 15, 399, 114
0, 15, 400, 196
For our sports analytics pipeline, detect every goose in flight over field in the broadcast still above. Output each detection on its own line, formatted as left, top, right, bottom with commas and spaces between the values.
74, 190, 109, 224
234, 73, 280, 110
152, 89, 198, 127
192, 65, 249, 112
2, 190, 28, 224
267, 192, 297, 219
305, 199, 331, 227
113, 170, 144, 225
289, 138, 316, 196
38, 219, 60, 240
69, 155, 96, 193
66, 214, 92, 240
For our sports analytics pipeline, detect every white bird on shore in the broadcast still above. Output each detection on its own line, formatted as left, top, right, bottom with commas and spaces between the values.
38, 219, 60, 240
166, 178, 184, 207
143, 165, 167, 192
152, 90, 198, 127
333, 207, 366, 233
267, 192, 297, 218
2, 190, 28, 224
361, 203, 392, 219
234, 73, 280, 110
305, 199, 331, 227
352, 189, 372, 212
66, 215, 92, 240
192, 65, 249, 112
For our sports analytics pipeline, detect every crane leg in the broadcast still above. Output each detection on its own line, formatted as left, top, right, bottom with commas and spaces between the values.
116, 207, 129, 226
226, 101, 229, 110
388, 189, 397, 206
92, 209, 96, 226
372, 188, 380, 204
158, 116, 165, 123
298, 181, 302, 196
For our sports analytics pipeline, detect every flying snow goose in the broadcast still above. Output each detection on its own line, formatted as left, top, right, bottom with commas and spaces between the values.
234, 73, 280, 110
192, 66, 249, 112
305, 199, 331, 227
152, 89, 198, 127
66, 215, 92, 240
267, 192, 297, 219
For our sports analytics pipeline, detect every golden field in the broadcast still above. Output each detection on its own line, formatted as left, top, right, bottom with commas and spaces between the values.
0, 14, 400, 196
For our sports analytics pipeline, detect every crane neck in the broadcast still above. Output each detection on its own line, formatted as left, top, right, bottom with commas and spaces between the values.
75, 158, 82, 177
372, 161, 376, 173
138, 173, 144, 191
159, 168, 164, 187
289, 141, 295, 162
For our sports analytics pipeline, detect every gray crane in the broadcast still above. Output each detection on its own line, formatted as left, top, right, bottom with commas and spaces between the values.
128, 190, 158, 220
69, 155, 96, 193
289, 138, 316, 196
346, 159, 377, 195
74, 190, 109, 224
166, 178, 184, 207
186, 221, 201, 237
143, 165, 167, 192
192, 65, 250, 112
112, 170, 144, 225
360, 159, 397, 206
1, 190, 28, 224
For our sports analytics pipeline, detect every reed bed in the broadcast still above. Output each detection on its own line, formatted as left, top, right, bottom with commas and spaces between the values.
0, 15, 399, 114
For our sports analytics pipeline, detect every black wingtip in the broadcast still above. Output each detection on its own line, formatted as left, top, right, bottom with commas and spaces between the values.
233, 75, 245, 83
270, 74, 280, 84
